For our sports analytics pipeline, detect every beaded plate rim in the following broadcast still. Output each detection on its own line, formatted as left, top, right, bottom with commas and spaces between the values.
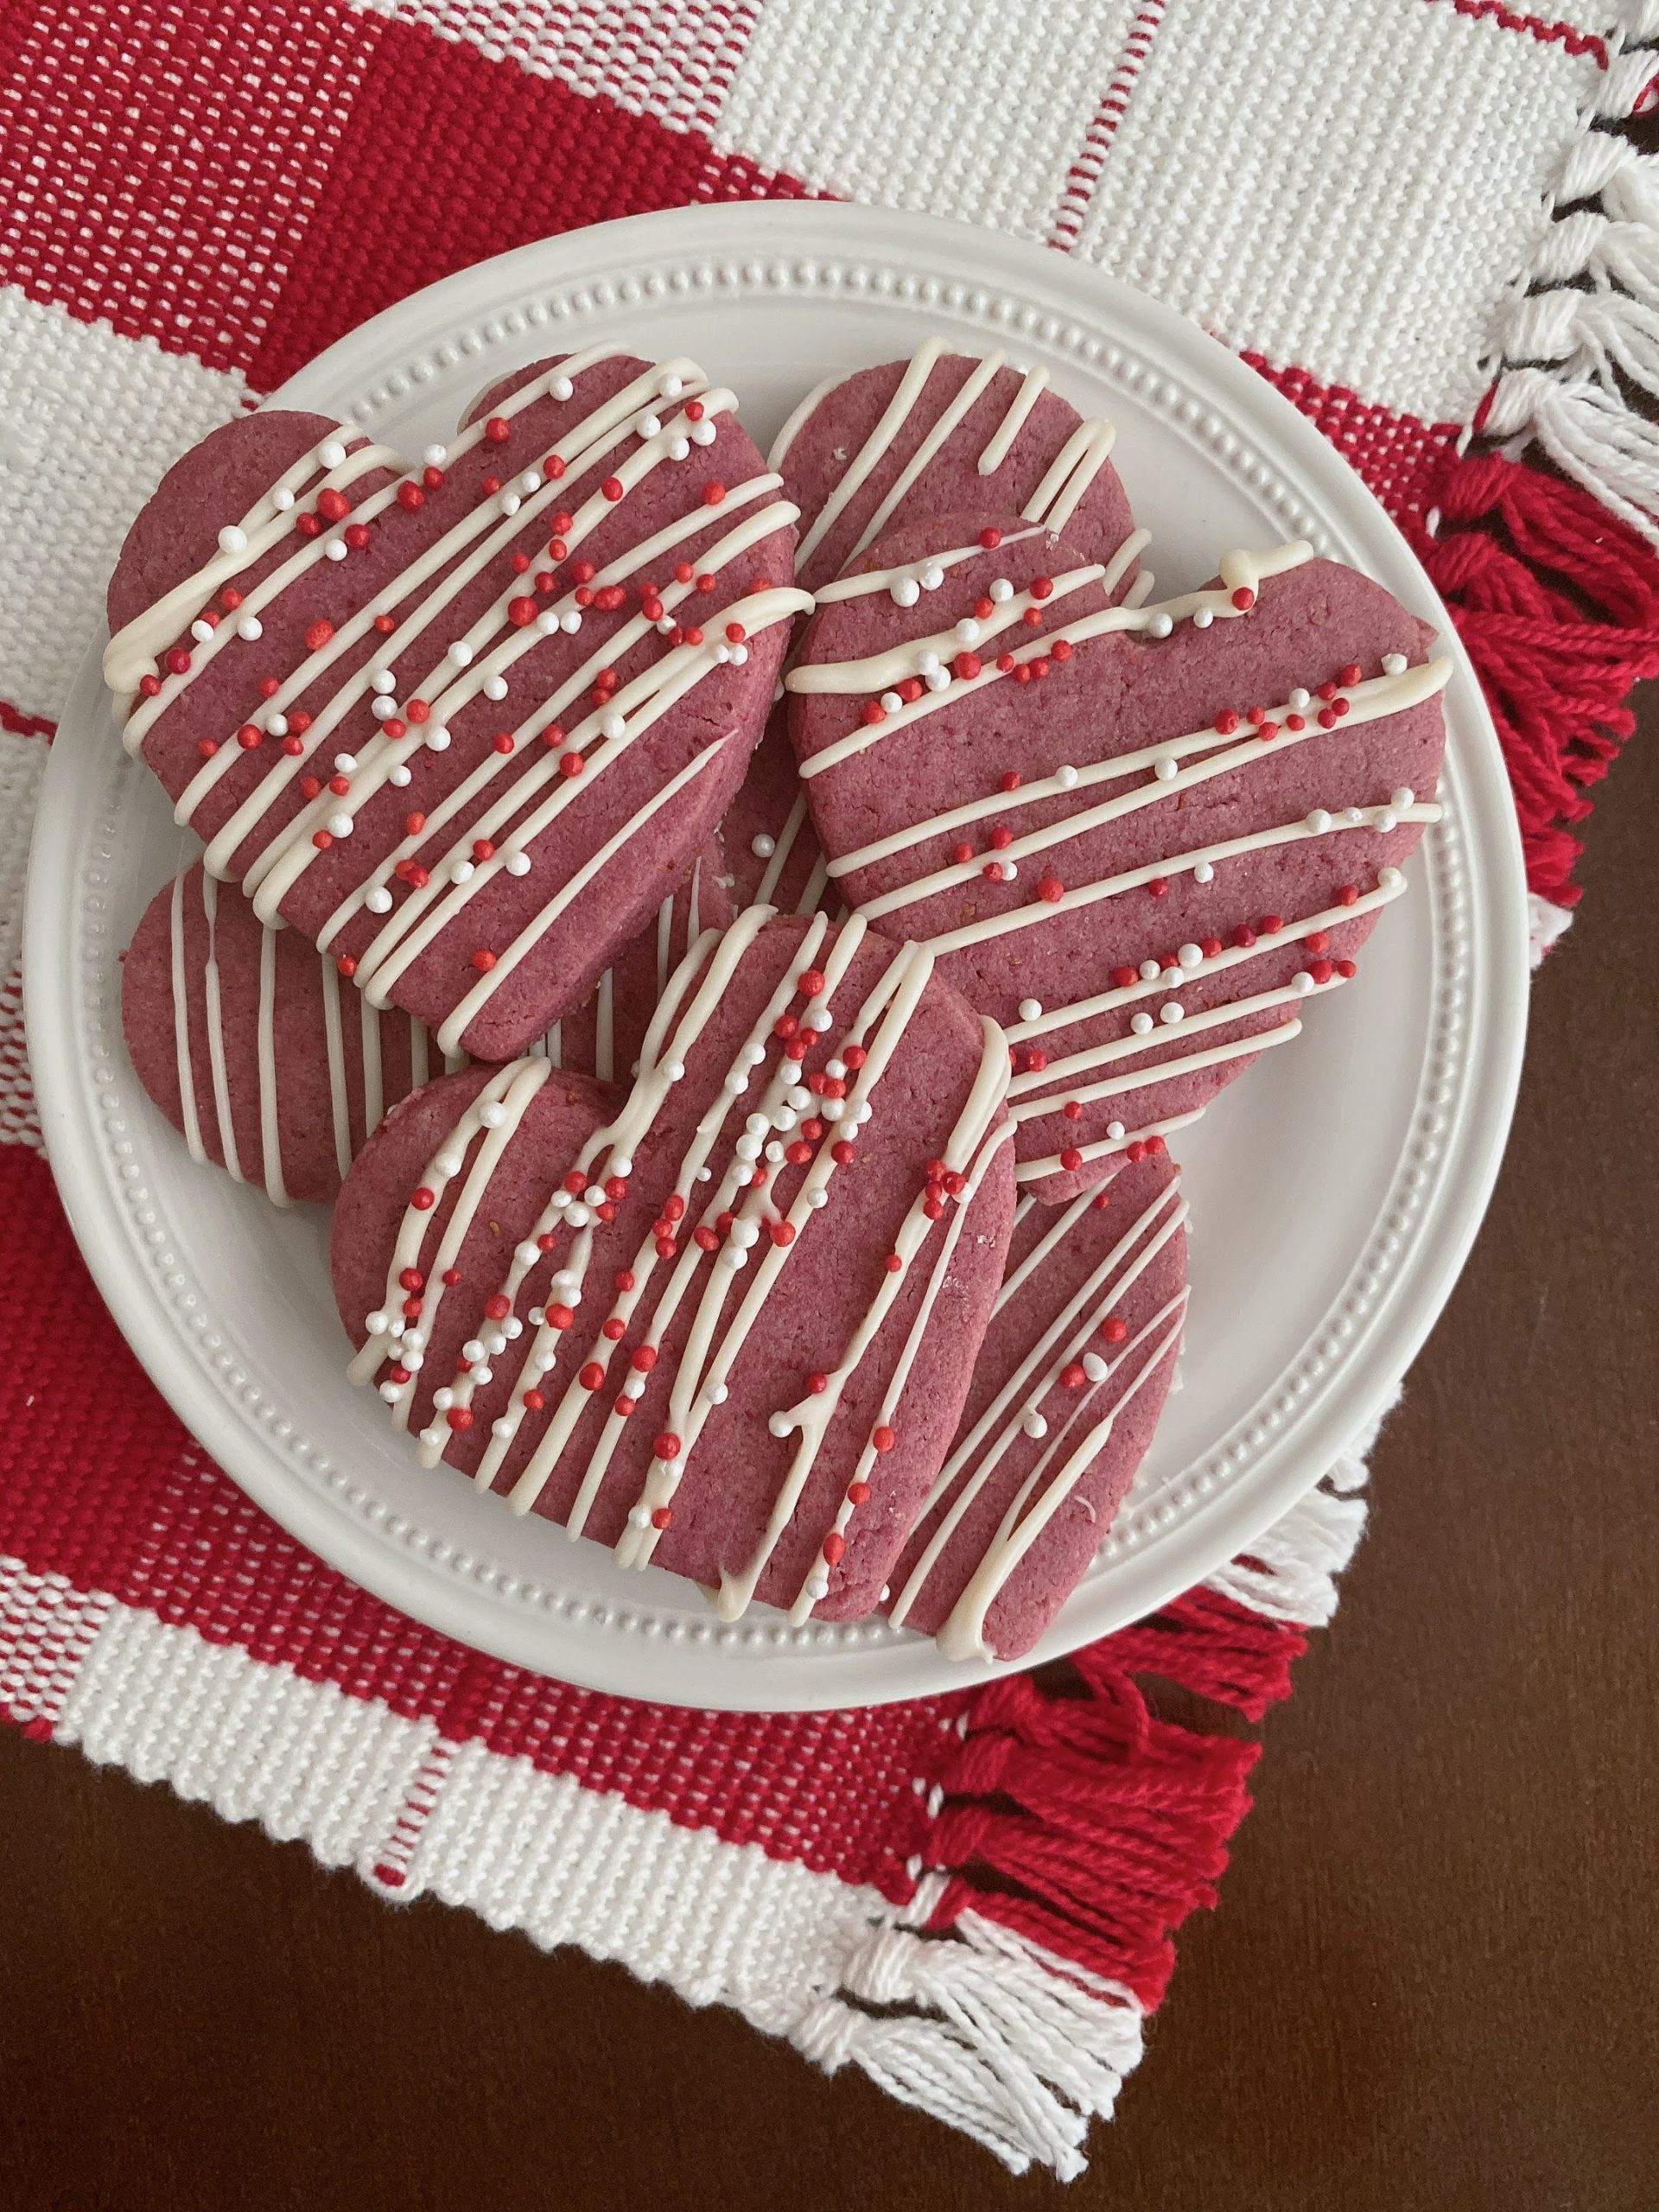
27, 204, 1528, 1709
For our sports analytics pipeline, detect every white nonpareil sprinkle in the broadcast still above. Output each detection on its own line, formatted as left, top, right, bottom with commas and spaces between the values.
1018, 997, 1043, 1021
749, 833, 775, 859
217, 524, 246, 555
1022, 1409, 1048, 1439
237, 614, 262, 641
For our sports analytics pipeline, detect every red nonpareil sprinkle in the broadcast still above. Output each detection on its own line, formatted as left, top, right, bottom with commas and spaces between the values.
485, 416, 511, 444
304, 619, 334, 652
848, 1479, 871, 1504
842, 1046, 868, 1071
798, 966, 826, 995
405, 697, 429, 722
923, 1194, 944, 1220
980, 527, 1002, 549
404, 810, 426, 836
374, 613, 396, 635
508, 595, 537, 627
257, 673, 281, 697
1037, 876, 1065, 904
138, 673, 162, 698
695, 572, 717, 594
1337, 957, 1357, 977
411, 1186, 436, 1211
1333, 696, 1351, 718
1232, 586, 1255, 610
317, 486, 349, 523
1147, 1135, 1167, 1155
694, 1225, 719, 1252
614, 1395, 637, 1417
398, 1268, 425, 1295
997, 652, 1016, 673
862, 700, 887, 726
579, 1363, 605, 1391
952, 841, 975, 866
335, 954, 357, 978
484, 1293, 512, 1320
982, 861, 1005, 882
785, 1140, 812, 1166
237, 723, 262, 750
822, 1532, 846, 1567
770, 1221, 797, 1247
473, 839, 496, 861
830, 1139, 856, 1166
1309, 957, 1335, 984
885, 1253, 904, 1274
447, 1408, 474, 1432
725, 620, 747, 644
685, 398, 706, 422
396, 483, 424, 512
1061, 1147, 1084, 1171
1215, 709, 1240, 735
1102, 1315, 1128, 1343
702, 480, 726, 506
423, 467, 444, 491
1022, 1047, 1048, 1072
1317, 681, 1338, 702
655, 1432, 683, 1460
311, 830, 333, 850
990, 824, 1014, 849
548, 1304, 575, 1329
651, 1505, 673, 1529
1201, 936, 1224, 957
1338, 882, 1360, 906
493, 733, 514, 755
295, 512, 322, 538
1031, 575, 1054, 601
601, 475, 624, 502
544, 456, 566, 480
471, 948, 497, 972
523, 1389, 545, 1413
631, 1345, 658, 1373
954, 651, 982, 681
1340, 662, 1363, 686
655, 1236, 677, 1259
220, 587, 243, 610
872, 1425, 896, 1452
405, 865, 429, 889
1305, 929, 1331, 952
1063, 1100, 1084, 1122
1285, 713, 1306, 733
559, 751, 583, 778
1060, 1362, 1087, 1389
1260, 912, 1284, 933
1318, 707, 1338, 728
1125, 1140, 1147, 1163
1148, 877, 1169, 898
481, 475, 501, 495
1234, 925, 1257, 949
1110, 966, 1137, 988
1000, 771, 1021, 791
1052, 639, 1073, 662
975, 596, 995, 620
282, 735, 304, 757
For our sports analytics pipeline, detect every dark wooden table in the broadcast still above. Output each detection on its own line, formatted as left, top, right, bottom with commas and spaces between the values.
4, 722, 1656, 2212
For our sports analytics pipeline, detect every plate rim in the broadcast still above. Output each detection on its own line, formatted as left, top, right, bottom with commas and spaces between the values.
23, 200, 1529, 1709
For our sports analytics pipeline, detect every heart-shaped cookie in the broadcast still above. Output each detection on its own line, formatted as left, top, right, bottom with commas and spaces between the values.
123, 841, 731, 1204
885, 1152, 1187, 1662
105, 350, 804, 1060
772, 340, 1143, 596
334, 911, 1016, 1624
789, 515, 1450, 1200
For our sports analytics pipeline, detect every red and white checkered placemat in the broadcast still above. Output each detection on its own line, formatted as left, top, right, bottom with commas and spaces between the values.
3, 1, 1658, 2177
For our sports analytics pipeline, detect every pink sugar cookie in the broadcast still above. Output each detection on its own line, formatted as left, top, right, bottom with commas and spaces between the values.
334, 912, 1016, 1624
789, 512, 1449, 1201
772, 341, 1141, 595
718, 703, 832, 918
885, 1153, 1187, 1661
105, 350, 801, 1062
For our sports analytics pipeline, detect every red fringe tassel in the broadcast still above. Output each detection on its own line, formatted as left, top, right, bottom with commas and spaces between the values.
1413, 448, 1659, 911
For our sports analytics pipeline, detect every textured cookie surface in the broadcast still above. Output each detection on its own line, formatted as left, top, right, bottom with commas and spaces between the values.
886, 1153, 1187, 1661
334, 912, 1016, 1624
105, 349, 803, 1060
789, 515, 1450, 1200
719, 705, 832, 918
772, 341, 1141, 595
122, 858, 442, 1205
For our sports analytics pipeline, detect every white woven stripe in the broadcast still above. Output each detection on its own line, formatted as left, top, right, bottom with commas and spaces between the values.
353, 0, 754, 131
55, 1600, 441, 1869
0, 730, 45, 1153
17, 1580, 1144, 2177
0, 289, 248, 720
716, 0, 1140, 244
1072, 0, 1602, 425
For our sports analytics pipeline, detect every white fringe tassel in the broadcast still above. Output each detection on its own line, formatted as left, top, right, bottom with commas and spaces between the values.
1486, 10, 1659, 543
792, 1886, 1143, 2181
1202, 1395, 1387, 1629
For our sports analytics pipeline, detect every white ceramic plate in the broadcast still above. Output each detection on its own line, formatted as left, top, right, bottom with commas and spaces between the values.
26, 203, 1528, 1710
